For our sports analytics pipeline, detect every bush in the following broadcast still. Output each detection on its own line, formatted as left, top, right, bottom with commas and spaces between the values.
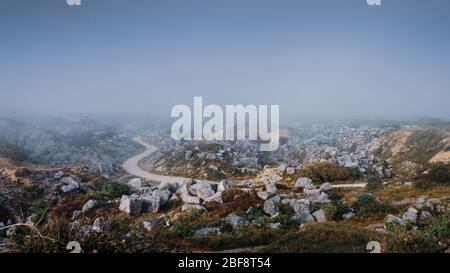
323, 201, 352, 221
347, 167, 362, 180
296, 162, 350, 183
206, 169, 225, 181
367, 175, 382, 191
100, 181, 129, 197
352, 193, 395, 217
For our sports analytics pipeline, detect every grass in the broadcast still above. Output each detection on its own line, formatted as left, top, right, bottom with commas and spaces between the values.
262, 222, 380, 253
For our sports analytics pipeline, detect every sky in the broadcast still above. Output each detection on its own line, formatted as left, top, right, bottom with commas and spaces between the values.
0, 0, 450, 120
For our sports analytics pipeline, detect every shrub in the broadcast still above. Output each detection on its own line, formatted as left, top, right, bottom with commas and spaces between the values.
296, 162, 350, 183
347, 167, 362, 180
367, 175, 382, 191
206, 169, 225, 180
100, 181, 129, 197
323, 201, 352, 221
352, 193, 395, 217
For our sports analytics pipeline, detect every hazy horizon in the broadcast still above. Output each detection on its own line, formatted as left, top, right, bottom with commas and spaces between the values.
1, 0, 450, 120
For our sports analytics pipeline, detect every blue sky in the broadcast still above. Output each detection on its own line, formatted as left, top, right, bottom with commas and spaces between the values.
1, 0, 450, 120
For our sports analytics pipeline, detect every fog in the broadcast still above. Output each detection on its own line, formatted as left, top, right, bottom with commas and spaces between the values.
1, 0, 450, 121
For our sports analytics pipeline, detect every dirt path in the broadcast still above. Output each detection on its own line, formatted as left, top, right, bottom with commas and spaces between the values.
121, 137, 212, 184
332, 183, 367, 188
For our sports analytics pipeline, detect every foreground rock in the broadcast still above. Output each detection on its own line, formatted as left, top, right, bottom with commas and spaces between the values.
194, 228, 221, 237
82, 199, 97, 213
119, 195, 143, 215
225, 213, 250, 229
294, 177, 315, 190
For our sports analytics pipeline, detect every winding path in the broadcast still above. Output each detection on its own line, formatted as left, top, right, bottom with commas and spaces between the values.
122, 136, 366, 188
121, 136, 189, 184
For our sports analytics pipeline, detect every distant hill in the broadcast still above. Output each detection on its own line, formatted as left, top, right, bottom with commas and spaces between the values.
373, 125, 450, 177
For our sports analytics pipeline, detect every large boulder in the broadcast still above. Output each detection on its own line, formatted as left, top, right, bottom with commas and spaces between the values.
192, 182, 216, 200
152, 189, 172, 206
294, 177, 315, 190
82, 199, 97, 213
225, 213, 250, 229
119, 195, 143, 215
141, 196, 161, 213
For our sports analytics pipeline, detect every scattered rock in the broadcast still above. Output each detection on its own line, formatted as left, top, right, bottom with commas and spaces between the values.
225, 213, 250, 229
204, 191, 223, 204
265, 183, 277, 194
256, 191, 273, 201
193, 182, 216, 200
181, 204, 207, 212
263, 198, 280, 216
72, 210, 82, 221
384, 214, 406, 226
342, 212, 355, 220
267, 223, 282, 229
82, 199, 97, 213
92, 217, 105, 233
419, 211, 433, 222
402, 207, 418, 223
294, 177, 315, 190
312, 209, 326, 222
60, 177, 79, 193
415, 196, 434, 210
292, 199, 311, 215
286, 167, 296, 175
218, 180, 232, 192
194, 228, 221, 237
54, 171, 65, 180
143, 219, 165, 232
180, 193, 201, 204
291, 212, 315, 225
319, 182, 332, 191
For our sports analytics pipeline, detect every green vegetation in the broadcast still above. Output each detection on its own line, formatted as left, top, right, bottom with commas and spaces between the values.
323, 201, 351, 221
100, 181, 129, 197
386, 212, 449, 253
415, 163, 450, 189
263, 222, 379, 253
352, 193, 395, 217
295, 162, 358, 183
